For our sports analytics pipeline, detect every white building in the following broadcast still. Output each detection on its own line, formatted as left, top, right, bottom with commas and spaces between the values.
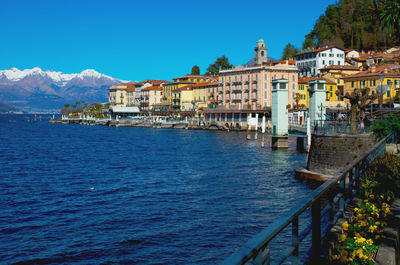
295, 46, 345, 77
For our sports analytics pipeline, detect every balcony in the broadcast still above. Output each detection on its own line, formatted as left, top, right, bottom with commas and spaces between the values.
252, 89, 257, 93
244, 81, 250, 85
225, 99, 230, 103
252, 98, 257, 102
232, 81, 242, 85
218, 90, 223, 94
225, 90, 230, 94
232, 88, 242, 93
225, 82, 230, 86
232, 98, 242, 103
245, 98, 249, 102
244, 89, 249, 93
252, 80, 258, 84
218, 100, 223, 104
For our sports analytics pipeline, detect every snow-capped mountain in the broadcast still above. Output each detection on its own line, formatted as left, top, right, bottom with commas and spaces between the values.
0, 67, 128, 112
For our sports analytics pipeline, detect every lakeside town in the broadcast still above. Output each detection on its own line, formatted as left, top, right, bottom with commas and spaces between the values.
59, 38, 400, 129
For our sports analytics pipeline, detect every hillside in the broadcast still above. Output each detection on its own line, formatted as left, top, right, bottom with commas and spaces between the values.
303, 0, 400, 51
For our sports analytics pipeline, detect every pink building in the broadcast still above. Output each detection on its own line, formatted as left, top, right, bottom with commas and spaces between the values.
141, 86, 163, 111
218, 61, 298, 110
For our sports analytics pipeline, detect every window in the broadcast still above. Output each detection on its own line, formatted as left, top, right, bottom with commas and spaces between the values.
292, 75, 295, 81
387, 91, 391, 98
265, 83, 268, 89
352, 81, 354, 88
371, 80, 376, 86
264, 91, 267, 99
265, 73, 268, 80
323, 60, 325, 65
338, 61, 341, 65
274, 74, 276, 79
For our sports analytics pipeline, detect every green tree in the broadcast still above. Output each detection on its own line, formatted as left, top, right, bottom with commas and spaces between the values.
206, 56, 233, 75
191, 65, 200, 75
380, 0, 400, 38
64, 103, 70, 108
282, 43, 299, 60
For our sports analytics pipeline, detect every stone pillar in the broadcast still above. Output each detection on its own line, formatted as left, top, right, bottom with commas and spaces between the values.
309, 79, 326, 128
271, 78, 289, 149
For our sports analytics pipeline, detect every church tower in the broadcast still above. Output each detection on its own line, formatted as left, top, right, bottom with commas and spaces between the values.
255, 37, 268, 65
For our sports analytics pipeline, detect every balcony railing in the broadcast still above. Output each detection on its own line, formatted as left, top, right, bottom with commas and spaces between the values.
252, 80, 258, 84
244, 81, 250, 85
221, 134, 395, 265
252, 98, 257, 102
252, 89, 257, 93
232, 99, 242, 103
232, 89, 242, 93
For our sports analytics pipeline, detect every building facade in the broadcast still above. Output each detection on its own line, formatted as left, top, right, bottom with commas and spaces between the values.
141, 86, 163, 111
109, 83, 136, 106
342, 65, 400, 104
192, 81, 219, 109
217, 62, 298, 110
295, 46, 345, 77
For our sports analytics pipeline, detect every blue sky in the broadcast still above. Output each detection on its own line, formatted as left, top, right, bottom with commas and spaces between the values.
0, 0, 336, 81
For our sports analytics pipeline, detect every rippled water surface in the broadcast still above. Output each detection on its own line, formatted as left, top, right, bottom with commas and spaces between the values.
0, 115, 312, 264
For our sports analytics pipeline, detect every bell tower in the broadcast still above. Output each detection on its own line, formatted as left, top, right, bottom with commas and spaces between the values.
255, 37, 268, 65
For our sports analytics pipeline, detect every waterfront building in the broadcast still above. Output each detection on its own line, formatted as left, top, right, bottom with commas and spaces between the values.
297, 77, 310, 108
160, 75, 216, 111
133, 80, 168, 106
341, 65, 400, 103
192, 81, 219, 110
319, 65, 361, 103
172, 85, 195, 111
141, 86, 164, 111
109, 83, 136, 106
295, 46, 345, 77
217, 60, 298, 110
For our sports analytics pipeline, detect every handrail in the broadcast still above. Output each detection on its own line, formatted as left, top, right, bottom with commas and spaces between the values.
221, 133, 393, 265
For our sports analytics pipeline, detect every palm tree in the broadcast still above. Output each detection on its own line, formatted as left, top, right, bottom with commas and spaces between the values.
380, 0, 400, 36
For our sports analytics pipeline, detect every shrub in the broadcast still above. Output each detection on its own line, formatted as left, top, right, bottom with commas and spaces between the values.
371, 113, 400, 141
361, 152, 400, 200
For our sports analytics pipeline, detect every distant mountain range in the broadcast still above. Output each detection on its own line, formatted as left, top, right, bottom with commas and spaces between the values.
0, 67, 127, 112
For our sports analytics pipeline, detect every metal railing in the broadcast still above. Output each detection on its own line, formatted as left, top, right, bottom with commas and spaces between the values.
221, 133, 394, 265
313, 120, 370, 135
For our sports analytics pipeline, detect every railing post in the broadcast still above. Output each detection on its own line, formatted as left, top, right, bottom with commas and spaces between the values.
253, 242, 270, 265
355, 164, 360, 195
312, 199, 321, 262
348, 168, 354, 199
339, 177, 345, 217
292, 216, 299, 265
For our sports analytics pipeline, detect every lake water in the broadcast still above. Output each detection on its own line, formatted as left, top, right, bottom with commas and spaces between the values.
0, 115, 312, 264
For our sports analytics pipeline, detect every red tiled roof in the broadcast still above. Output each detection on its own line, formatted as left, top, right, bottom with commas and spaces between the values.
119, 83, 136, 90
278, 60, 296, 65
342, 66, 400, 79
298, 77, 336, 84
192, 81, 219, 88
134, 80, 168, 86
142, 86, 163, 91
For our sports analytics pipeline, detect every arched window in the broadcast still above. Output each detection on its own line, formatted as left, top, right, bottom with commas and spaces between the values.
261, 51, 264, 56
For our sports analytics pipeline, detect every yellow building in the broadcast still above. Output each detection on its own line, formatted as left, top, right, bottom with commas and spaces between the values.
297, 77, 310, 108
297, 77, 342, 108
108, 83, 136, 106
172, 85, 195, 111
162, 75, 216, 111
192, 81, 219, 110
341, 65, 400, 104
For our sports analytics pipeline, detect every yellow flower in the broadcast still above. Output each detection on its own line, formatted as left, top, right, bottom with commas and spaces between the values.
354, 207, 359, 212
354, 236, 366, 244
366, 239, 373, 245
368, 225, 378, 233
340, 233, 346, 242
376, 221, 380, 225
348, 257, 353, 262
342, 221, 349, 231
380, 195, 384, 199
369, 194, 375, 199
